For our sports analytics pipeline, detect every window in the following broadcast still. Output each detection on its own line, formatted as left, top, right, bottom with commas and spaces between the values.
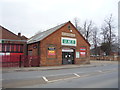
68, 25, 71, 29
0, 44, 2, 52
6, 44, 10, 52
1, 44, 23, 53
14, 45, 18, 52
2, 44, 5, 52
20, 45, 23, 53
16, 45, 19, 52
11, 44, 14, 52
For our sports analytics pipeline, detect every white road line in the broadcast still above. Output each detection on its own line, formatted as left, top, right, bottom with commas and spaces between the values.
43, 68, 117, 83
42, 76, 48, 82
73, 73, 80, 77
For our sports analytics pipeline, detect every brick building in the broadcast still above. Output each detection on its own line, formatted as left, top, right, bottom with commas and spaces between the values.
0, 25, 27, 56
27, 21, 90, 66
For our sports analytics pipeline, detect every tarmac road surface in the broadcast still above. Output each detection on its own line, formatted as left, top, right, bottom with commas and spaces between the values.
2, 61, 119, 88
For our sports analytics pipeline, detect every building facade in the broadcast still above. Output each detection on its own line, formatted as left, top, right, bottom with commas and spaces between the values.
0, 25, 27, 56
27, 21, 90, 66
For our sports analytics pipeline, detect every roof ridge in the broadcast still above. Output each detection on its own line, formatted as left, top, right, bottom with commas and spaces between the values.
0, 25, 23, 39
35, 22, 67, 35
27, 22, 68, 44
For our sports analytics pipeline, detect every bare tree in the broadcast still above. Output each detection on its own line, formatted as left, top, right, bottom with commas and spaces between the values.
73, 18, 95, 43
101, 25, 109, 43
73, 17, 79, 29
92, 27, 98, 56
82, 20, 94, 42
73, 18, 83, 34
100, 14, 116, 55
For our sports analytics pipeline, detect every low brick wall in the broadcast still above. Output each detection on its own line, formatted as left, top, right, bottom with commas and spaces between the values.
90, 56, 120, 61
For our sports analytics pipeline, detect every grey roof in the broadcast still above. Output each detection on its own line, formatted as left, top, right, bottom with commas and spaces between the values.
27, 22, 67, 44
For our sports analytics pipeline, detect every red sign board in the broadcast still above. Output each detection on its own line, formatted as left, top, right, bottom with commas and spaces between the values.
80, 47, 86, 56
48, 50, 55, 55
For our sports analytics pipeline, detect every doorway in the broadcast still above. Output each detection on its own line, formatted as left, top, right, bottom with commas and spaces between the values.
62, 48, 74, 65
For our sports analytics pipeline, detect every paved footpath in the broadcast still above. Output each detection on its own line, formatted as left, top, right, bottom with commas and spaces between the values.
1, 60, 118, 73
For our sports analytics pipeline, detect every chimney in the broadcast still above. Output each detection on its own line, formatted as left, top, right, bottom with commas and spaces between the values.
18, 32, 21, 37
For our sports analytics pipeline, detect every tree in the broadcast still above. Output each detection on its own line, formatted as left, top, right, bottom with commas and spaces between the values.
101, 25, 109, 43
100, 42, 110, 55
82, 20, 95, 42
100, 14, 116, 55
73, 17, 82, 32
73, 18, 96, 44
92, 27, 99, 56
73, 17, 79, 29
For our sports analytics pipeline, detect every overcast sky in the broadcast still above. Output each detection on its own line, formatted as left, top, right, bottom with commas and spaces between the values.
0, 0, 119, 38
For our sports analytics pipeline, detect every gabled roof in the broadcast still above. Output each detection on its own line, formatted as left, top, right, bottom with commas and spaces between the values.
27, 21, 90, 46
68, 21, 90, 46
0, 25, 20, 39
0, 25, 27, 40
27, 22, 67, 44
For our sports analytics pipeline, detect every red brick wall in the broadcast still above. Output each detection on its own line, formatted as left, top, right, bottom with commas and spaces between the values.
0, 26, 21, 40
27, 42, 39, 56
39, 22, 90, 66
0, 26, 27, 55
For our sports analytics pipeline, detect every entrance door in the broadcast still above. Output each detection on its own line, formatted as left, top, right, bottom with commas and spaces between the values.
62, 48, 74, 64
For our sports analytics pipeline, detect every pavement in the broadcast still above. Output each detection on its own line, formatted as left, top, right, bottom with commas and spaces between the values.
1, 60, 118, 73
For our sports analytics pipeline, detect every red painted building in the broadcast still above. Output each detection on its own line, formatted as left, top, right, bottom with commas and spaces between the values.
0, 25, 27, 55
0, 25, 27, 67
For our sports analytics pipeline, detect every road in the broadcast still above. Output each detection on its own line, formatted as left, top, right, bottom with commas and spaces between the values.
2, 61, 119, 88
